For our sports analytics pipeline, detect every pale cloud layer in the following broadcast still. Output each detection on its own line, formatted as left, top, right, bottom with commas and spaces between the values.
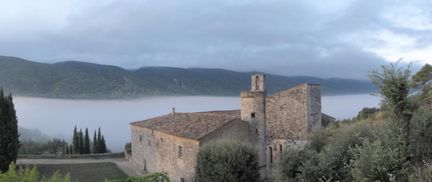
0, 0, 431, 79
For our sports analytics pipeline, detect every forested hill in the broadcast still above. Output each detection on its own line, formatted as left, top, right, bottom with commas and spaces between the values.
0, 56, 376, 99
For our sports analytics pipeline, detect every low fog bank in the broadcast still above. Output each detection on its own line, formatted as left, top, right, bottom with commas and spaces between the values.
14, 95, 379, 152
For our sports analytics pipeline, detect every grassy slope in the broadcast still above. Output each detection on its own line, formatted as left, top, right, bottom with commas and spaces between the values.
32, 163, 127, 182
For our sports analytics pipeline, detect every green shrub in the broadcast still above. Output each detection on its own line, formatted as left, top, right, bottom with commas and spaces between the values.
306, 127, 335, 153
412, 64, 432, 84
279, 146, 322, 182
356, 107, 380, 120
279, 122, 378, 181
410, 108, 432, 162
0, 163, 71, 182
409, 163, 432, 182
351, 121, 409, 182
195, 140, 259, 182
124, 143, 132, 155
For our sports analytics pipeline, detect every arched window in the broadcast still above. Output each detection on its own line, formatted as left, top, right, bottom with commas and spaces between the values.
268, 147, 273, 164
279, 144, 283, 160
255, 75, 260, 90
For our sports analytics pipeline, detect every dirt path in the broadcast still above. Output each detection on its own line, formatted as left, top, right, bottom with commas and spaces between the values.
17, 158, 143, 177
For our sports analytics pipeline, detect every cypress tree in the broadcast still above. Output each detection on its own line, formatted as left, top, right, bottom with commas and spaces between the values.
65, 145, 69, 155
100, 135, 107, 153
72, 126, 78, 154
78, 129, 84, 154
97, 127, 102, 153
93, 130, 97, 154
69, 145, 73, 155
84, 128, 90, 154
0, 89, 20, 172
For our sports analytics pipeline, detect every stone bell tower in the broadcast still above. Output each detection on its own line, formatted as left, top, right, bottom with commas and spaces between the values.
240, 74, 267, 178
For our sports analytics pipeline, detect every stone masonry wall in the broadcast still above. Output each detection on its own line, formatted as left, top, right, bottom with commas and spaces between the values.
265, 84, 308, 140
131, 126, 157, 173
240, 90, 268, 178
307, 84, 322, 132
131, 126, 199, 182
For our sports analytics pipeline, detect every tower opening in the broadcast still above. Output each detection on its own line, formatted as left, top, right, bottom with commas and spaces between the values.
279, 144, 283, 160
255, 75, 260, 90
269, 147, 273, 164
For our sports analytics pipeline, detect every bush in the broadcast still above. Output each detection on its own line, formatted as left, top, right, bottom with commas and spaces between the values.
412, 64, 432, 84
306, 127, 335, 153
409, 163, 432, 182
356, 107, 380, 120
124, 143, 132, 155
279, 147, 321, 181
351, 139, 407, 182
0, 163, 71, 182
351, 121, 409, 182
410, 108, 432, 162
279, 121, 378, 181
195, 140, 259, 182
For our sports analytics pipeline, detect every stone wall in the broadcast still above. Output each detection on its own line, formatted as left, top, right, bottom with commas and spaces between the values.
265, 84, 308, 140
131, 126, 156, 174
307, 84, 322, 132
240, 90, 268, 178
131, 125, 199, 182
18, 152, 124, 159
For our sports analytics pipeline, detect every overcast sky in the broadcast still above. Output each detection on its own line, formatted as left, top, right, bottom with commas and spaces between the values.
0, 0, 431, 79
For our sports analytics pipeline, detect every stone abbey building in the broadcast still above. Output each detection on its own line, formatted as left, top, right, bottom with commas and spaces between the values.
130, 74, 334, 182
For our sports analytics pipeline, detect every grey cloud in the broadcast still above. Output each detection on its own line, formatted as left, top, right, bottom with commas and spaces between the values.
0, 0, 429, 79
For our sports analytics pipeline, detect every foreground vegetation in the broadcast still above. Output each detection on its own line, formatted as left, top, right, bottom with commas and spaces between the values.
34, 163, 127, 182
279, 63, 432, 181
0, 88, 19, 173
0, 163, 170, 182
195, 140, 259, 182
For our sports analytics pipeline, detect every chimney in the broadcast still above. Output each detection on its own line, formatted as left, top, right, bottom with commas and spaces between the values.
172, 107, 176, 114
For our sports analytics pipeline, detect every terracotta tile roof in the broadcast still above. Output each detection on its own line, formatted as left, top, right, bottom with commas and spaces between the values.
131, 110, 241, 140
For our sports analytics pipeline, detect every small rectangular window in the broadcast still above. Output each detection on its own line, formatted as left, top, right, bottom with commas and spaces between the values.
178, 146, 183, 158
251, 112, 256, 118
139, 135, 142, 142
180, 178, 185, 182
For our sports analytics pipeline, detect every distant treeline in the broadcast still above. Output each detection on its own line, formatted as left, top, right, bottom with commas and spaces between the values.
67, 126, 108, 154
0, 56, 375, 99
19, 139, 67, 155
19, 126, 109, 155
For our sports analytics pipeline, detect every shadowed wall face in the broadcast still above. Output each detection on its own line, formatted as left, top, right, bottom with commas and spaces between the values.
265, 84, 309, 140
131, 126, 199, 182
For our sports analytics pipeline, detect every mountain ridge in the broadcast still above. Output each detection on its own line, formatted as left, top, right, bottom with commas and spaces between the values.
0, 56, 376, 99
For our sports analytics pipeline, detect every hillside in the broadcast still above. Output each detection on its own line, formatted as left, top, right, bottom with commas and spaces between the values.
0, 56, 376, 99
